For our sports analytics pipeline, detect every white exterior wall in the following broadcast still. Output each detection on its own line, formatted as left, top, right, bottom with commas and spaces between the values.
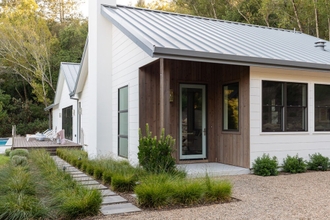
110, 26, 156, 165
52, 79, 78, 142
250, 66, 330, 167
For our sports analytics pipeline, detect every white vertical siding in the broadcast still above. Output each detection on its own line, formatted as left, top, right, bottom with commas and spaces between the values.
250, 66, 330, 167
53, 78, 78, 142
111, 26, 156, 165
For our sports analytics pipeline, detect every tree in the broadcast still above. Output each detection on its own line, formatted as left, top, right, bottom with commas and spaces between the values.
0, 0, 57, 106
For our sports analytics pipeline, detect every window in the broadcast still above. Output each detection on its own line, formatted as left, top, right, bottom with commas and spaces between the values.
315, 84, 330, 131
62, 106, 73, 140
262, 81, 307, 132
118, 86, 128, 157
223, 83, 239, 131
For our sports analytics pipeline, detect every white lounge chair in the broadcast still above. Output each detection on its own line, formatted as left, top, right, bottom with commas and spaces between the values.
26, 129, 52, 141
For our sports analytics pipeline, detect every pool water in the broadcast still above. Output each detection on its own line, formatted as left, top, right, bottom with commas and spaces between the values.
0, 139, 8, 146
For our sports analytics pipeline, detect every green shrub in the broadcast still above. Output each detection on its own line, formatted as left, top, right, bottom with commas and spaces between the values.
307, 153, 329, 171
138, 124, 176, 173
282, 154, 307, 174
11, 155, 28, 167
93, 167, 103, 180
0, 192, 49, 220
86, 164, 95, 176
5, 148, 11, 156
252, 154, 278, 176
10, 149, 29, 158
203, 175, 232, 202
102, 170, 113, 185
135, 174, 174, 208
81, 162, 88, 172
56, 187, 102, 219
111, 173, 137, 192
172, 180, 203, 205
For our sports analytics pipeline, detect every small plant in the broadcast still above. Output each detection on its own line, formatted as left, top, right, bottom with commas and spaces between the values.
138, 124, 176, 174
204, 175, 232, 202
307, 153, 329, 171
93, 167, 103, 180
5, 148, 11, 156
102, 170, 113, 185
172, 180, 203, 205
282, 154, 307, 174
111, 173, 137, 192
252, 154, 278, 176
10, 149, 29, 158
11, 155, 28, 167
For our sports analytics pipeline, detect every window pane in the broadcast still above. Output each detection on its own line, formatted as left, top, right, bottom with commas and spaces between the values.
223, 83, 239, 130
119, 87, 128, 110
118, 137, 128, 158
286, 107, 306, 131
315, 84, 330, 107
315, 107, 330, 131
287, 83, 307, 106
262, 106, 282, 131
119, 112, 128, 135
262, 81, 283, 106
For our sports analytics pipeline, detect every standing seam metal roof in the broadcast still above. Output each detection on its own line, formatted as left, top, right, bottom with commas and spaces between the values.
101, 5, 330, 70
60, 62, 80, 94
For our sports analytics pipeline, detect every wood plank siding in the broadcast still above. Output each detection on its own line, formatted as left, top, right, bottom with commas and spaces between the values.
139, 59, 250, 168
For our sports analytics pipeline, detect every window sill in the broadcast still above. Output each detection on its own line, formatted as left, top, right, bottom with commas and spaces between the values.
260, 132, 309, 135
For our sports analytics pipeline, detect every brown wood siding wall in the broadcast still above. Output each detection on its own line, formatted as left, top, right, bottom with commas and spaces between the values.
139, 59, 250, 168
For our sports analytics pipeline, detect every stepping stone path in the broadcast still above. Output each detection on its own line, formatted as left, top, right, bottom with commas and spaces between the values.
52, 156, 141, 216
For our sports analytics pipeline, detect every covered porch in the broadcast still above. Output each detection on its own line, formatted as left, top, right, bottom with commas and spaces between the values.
139, 59, 250, 168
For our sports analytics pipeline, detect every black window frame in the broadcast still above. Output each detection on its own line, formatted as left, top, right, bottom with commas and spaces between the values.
118, 86, 128, 158
223, 82, 239, 131
262, 81, 308, 132
315, 84, 330, 131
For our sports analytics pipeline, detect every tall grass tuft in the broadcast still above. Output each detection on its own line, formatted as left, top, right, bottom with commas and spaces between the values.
111, 173, 137, 192
10, 149, 29, 158
172, 180, 204, 205
204, 175, 232, 202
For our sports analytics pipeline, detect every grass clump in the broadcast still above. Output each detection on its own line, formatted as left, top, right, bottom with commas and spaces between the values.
0, 154, 10, 168
111, 173, 137, 192
252, 154, 278, 176
10, 149, 29, 158
30, 149, 102, 219
307, 153, 329, 171
282, 154, 307, 174
135, 173, 232, 208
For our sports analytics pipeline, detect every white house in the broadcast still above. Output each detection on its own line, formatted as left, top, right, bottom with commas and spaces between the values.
46, 62, 80, 143
49, 0, 330, 168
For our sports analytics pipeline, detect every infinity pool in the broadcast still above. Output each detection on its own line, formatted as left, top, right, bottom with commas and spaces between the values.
0, 138, 8, 146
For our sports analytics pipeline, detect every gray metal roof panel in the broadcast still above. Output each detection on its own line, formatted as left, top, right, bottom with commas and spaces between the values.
102, 5, 330, 70
60, 62, 80, 93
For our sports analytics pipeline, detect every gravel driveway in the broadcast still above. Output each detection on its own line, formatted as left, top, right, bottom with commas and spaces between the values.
102, 172, 330, 219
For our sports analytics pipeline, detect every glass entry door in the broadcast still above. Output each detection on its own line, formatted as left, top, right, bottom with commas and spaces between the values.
180, 84, 206, 159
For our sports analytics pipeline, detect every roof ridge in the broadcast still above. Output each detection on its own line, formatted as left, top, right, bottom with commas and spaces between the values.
112, 4, 300, 34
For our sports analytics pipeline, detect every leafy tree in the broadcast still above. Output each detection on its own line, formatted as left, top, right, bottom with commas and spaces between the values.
0, 0, 58, 106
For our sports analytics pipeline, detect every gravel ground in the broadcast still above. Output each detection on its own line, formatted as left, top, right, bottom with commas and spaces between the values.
99, 172, 330, 220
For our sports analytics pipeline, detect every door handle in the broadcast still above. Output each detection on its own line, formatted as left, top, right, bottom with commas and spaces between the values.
203, 128, 206, 136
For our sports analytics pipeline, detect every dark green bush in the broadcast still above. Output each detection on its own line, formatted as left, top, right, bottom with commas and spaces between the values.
138, 124, 176, 173
5, 148, 11, 157
111, 173, 137, 192
11, 155, 28, 167
252, 154, 278, 176
86, 164, 95, 176
10, 149, 29, 158
307, 153, 329, 171
282, 154, 307, 174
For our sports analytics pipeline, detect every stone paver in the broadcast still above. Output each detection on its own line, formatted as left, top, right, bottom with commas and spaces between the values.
102, 195, 127, 205
78, 180, 100, 185
100, 189, 116, 196
51, 156, 141, 216
101, 203, 141, 215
